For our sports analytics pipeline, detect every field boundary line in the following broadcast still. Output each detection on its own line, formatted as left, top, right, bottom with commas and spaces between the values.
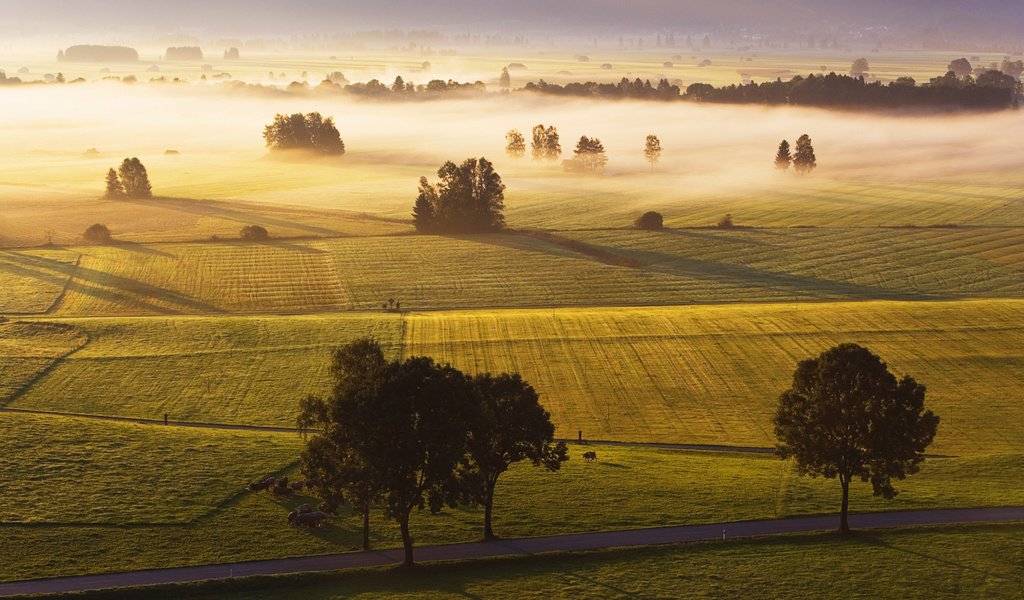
43, 254, 82, 315
0, 408, 962, 457
0, 507, 1020, 596
0, 330, 91, 409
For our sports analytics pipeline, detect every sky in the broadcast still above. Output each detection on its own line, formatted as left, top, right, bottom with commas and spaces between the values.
3, 0, 1023, 36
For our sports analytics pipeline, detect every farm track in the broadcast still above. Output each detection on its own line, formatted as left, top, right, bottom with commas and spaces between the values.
0, 406, 781, 454
0, 507, 1020, 597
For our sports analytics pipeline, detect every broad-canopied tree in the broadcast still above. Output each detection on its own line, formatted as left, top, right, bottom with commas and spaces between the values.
948, 58, 973, 79
460, 373, 568, 539
117, 158, 152, 198
83, 223, 111, 243
773, 343, 939, 532
298, 339, 390, 551
413, 158, 505, 233
793, 134, 817, 174
774, 140, 792, 171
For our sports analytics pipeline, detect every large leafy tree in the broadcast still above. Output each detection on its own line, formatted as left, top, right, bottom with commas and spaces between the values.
774, 140, 792, 171
643, 135, 662, 171
370, 356, 477, 566
298, 339, 389, 550
414, 158, 505, 233
792, 134, 817, 174
573, 136, 608, 172
117, 158, 152, 198
773, 343, 939, 532
461, 373, 568, 539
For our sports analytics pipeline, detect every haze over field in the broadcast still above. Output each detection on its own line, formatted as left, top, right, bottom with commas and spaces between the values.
2, 83, 1022, 203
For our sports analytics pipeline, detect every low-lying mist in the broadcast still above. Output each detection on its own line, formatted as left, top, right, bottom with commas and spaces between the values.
1, 82, 1022, 218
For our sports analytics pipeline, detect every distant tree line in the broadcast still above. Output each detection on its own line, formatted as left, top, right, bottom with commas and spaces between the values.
298, 338, 568, 565
263, 113, 345, 155
520, 69, 1020, 109
684, 71, 1019, 109
524, 77, 681, 100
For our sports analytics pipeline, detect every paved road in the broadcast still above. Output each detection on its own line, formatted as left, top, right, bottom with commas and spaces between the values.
0, 506, 1020, 597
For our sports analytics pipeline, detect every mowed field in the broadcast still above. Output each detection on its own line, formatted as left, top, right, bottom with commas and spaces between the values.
2, 300, 1021, 455
1, 224, 1023, 316
1, 409, 1022, 582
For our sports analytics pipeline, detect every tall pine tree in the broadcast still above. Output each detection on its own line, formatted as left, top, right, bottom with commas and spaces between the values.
104, 168, 124, 198
774, 140, 792, 171
793, 134, 817, 175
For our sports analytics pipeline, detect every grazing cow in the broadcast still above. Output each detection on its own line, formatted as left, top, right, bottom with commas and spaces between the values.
583, 451, 597, 462
289, 480, 306, 491
291, 511, 327, 528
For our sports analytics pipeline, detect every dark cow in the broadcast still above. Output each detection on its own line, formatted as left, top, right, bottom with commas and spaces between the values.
290, 511, 327, 528
582, 451, 597, 462
246, 476, 276, 492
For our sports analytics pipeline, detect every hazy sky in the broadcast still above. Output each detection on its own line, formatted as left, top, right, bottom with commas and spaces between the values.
3, 0, 1023, 36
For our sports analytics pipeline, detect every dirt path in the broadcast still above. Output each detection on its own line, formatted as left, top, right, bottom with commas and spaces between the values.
0, 506, 1019, 597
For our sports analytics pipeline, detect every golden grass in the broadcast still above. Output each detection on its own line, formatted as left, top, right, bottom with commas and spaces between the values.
403, 300, 1024, 455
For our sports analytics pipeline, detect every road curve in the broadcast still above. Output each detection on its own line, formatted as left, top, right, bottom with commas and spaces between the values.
0, 506, 1020, 597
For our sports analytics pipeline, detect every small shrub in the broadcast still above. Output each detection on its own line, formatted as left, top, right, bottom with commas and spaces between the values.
83, 223, 111, 244
717, 214, 735, 228
635, 211, 664, 231
240, 225, 269, 242
240, 225, 269, 241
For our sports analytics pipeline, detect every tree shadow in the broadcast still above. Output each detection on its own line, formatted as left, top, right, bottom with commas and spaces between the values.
855, 529, 1015, 580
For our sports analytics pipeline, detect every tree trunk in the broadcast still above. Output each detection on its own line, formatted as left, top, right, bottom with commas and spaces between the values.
483, 478, 497, 540
361, 504, 371, 551
399, 512, 414, 567
839, 475, 851, 533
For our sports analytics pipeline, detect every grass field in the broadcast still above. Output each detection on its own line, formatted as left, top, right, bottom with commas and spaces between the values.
1, 410, 1022, 583
7, 314, 402, 424
0, 320, 87, 401
404, 300, 1024, 455
2, 225, 1022, 315
7, 300, 1022, 454
73, 524, 1024, 600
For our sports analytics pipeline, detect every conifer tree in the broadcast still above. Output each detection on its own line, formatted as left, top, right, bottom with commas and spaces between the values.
104, 168, 124, 198
793, 134, 817, 174
412, 176, 438, 232
774, 140, 792, 171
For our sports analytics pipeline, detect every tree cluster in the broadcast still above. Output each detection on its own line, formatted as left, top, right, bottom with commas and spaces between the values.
298, 339, 568, 565
531, 125, 561, 161
774, 135, 816, 174
104, 158, 152, 199
263, 112, 345, 155
413, 158, 506, 233
569, 136, 608, 173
